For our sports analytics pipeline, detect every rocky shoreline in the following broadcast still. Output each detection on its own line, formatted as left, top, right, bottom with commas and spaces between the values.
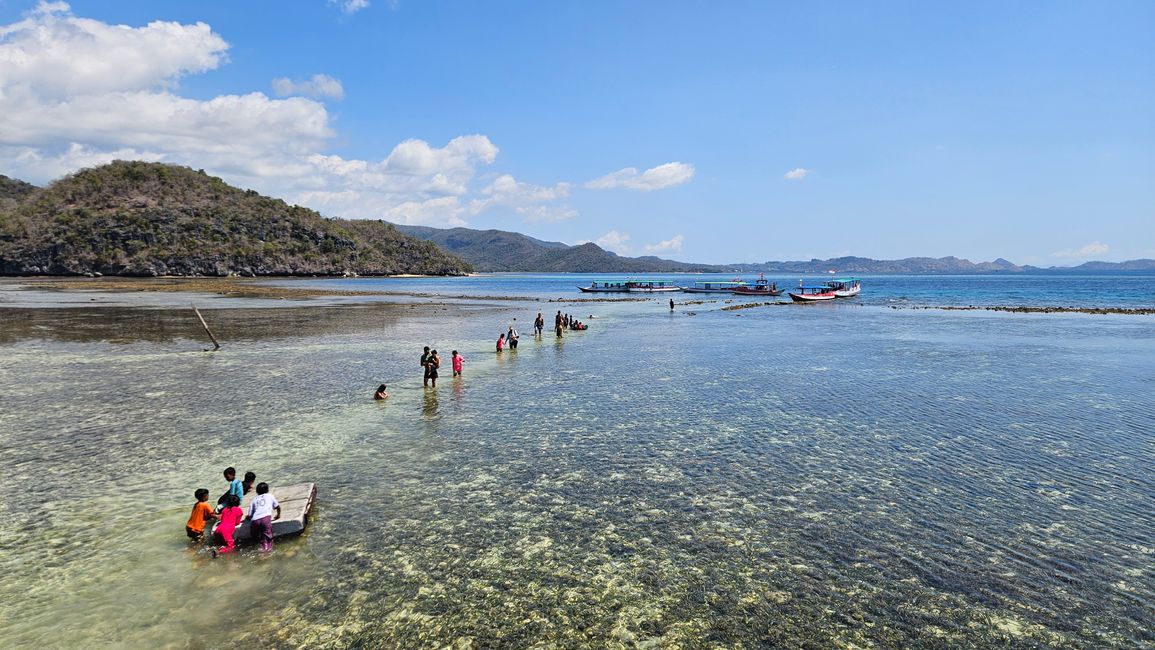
899, 305, 1155, 316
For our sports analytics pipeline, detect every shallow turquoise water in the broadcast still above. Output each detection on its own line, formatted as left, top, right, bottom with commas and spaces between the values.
1, 280, 1153, 647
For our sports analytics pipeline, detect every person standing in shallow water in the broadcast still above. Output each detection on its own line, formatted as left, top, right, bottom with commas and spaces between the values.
555, 311, 564, 338
534, 312, 544, 337
670, 298, 675, 311
507, 323, 519, 349
428, 350, 441, 387
420, 346, 431, 387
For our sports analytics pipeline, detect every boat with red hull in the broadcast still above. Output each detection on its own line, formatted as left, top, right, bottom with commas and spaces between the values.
788, 285, 837, 302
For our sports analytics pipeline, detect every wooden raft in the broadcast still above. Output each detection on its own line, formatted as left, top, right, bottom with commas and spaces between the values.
231, 482, 317, 541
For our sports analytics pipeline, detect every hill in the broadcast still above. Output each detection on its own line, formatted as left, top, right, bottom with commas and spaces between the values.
0, 162, 471, 277
392, 224, 718, 272
0, 174, 37, 213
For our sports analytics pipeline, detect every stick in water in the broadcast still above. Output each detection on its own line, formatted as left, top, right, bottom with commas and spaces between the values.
192, 304, 221, 351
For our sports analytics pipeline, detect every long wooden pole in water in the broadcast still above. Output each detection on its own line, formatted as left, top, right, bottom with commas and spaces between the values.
192, 304, 221, 351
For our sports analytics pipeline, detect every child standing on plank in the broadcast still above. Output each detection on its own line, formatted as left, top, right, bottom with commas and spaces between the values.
247, 482, 281, 553
186, 488, 218, 540
217, 466, 244, 510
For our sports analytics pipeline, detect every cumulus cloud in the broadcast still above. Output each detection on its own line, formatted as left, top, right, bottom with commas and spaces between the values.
272, 74, 344, 100
643, 235, 684, 255
0, 3, 227, 99
591, 230, 630, 255
0, 5, 517, 228
585, 162, 695, 191
1052, 241, 1110, 259
784, 167, 811, 180
467, 174, 575, 222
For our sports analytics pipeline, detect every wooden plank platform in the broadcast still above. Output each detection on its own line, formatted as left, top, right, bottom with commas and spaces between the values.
231, 482, 316, 541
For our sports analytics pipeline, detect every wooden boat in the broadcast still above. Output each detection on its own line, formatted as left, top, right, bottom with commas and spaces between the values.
210, 482, 317, 542
682, 279, 747, 293
626, 280, 681, 293
578, 280, 630, 293
788, 285, 837, 302
824, 277, 861, 298
730, 273, 784, 296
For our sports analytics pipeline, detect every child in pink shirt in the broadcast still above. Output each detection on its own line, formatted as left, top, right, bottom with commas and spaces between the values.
451, 350, 464, 376
213, 494, 244, 556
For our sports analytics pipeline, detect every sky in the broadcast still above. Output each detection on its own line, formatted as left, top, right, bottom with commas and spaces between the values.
0, 1, 1152, 265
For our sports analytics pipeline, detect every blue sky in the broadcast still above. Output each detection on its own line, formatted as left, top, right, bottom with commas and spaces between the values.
1, 1, 1152, 265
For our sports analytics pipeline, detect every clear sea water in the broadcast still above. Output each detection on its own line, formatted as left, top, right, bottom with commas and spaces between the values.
0, 273, 1153, 648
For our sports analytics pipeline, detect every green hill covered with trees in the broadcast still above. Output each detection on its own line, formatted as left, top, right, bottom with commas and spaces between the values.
0, 161, 470, 277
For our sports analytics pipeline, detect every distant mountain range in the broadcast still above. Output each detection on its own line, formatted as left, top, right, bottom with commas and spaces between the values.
391, 225, 718, 273
393, 224, 1155, 274
1, 162, 1150, 277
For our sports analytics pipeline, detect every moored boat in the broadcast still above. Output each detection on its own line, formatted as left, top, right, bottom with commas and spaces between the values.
824, 277, 861, 298
788, 285, 838, 302
730, 273, 784, 296
578, 280, 630, 293
626, 280, 681, 293
683, 279, 748, 293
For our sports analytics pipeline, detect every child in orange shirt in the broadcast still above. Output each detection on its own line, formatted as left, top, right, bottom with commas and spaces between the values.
186, 488, 217, 540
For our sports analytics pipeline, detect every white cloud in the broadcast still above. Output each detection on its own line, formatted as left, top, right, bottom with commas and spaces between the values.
467, 174, 575, 222
784, 167, 811, 180
585, 162, 695, 191
381, 197, 465, 227
643, 234, 684, 255
331, 0, 370, 13
1052, 241, 1110, 259
592, 230, 631, 255
272, 74, 344, 100
0, 2, 228, 98
0, 5, 516, 228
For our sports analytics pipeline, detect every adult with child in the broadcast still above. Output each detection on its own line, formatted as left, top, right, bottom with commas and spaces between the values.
428, 350, 441, 387
420, 346, 432, 387
248, 482, 282, 553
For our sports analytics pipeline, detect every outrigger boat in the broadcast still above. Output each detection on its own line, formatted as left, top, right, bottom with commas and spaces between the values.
626, 280, 681, 293
682, 279, 748, 293
730, 273, 784, 296
824, 277, 861, 298
578, 279, 630, 293
788, 284, 837, 302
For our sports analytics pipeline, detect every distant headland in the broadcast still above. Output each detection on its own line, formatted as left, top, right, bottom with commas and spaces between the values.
2, 162, 1151, 277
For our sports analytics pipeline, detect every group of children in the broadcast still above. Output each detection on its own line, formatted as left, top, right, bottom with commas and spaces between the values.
185, 466, 282, 556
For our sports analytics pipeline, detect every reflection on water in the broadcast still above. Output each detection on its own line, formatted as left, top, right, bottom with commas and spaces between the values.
1, 296, 1154, 647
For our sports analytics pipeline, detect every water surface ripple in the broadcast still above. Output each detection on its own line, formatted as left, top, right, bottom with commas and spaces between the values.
1, 281, 1153, 648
